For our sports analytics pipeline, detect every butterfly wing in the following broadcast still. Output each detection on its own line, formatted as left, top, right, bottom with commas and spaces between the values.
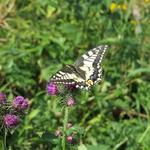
74, 45, 108, 89
50, 64, 85, 86
50, 45, 108, 90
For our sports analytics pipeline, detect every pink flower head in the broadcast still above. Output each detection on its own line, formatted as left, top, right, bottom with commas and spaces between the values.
67, 135, 73, 143
0, 92, 6, 104
66, 98, 75, 107
3, 114, 19, 128
67, 123, 72, 128
55, 128, 62, 137
13, 96, 29, 111
47, 83, 58, 95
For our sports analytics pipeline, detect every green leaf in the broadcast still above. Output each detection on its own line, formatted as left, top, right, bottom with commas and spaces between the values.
78, 144, 88, 150
86, 145, 109, 150
46, 5, 56, 18
28, 109, 40, 121
128, 68, 150, 77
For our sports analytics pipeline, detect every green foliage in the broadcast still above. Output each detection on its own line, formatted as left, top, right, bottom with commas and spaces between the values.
0, 0, 150, 149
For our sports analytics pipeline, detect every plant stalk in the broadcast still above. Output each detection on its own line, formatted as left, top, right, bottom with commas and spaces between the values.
4, 129, 7, 150
62, 106, 69, 150
0, 129, 7, 150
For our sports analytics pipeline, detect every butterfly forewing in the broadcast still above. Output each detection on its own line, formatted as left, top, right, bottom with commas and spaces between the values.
74, 45, 108, 82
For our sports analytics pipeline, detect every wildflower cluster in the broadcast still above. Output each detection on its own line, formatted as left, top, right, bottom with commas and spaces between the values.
47, 82, 77, 146
47, 82, 76, 107
0, 93, 29, 129
55, 123, 75, 143
47, 82, 76, 108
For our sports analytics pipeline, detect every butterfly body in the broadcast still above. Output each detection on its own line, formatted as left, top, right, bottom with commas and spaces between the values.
50, 45, 108, 90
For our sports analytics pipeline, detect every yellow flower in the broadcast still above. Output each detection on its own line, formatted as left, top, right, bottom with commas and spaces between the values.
144, 0, 150, 3
110, 3, 127, 13
120, 4, 127, 11
110, 3, 118, 13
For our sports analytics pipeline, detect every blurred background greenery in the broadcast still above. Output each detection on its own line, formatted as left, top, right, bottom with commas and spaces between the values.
0, 0, 150, 149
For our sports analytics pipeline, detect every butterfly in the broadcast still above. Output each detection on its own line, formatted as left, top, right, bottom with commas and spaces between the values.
50, 45, 108, 90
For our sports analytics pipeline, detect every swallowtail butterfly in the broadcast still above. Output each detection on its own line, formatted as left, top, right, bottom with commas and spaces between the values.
50, 45, 108, 90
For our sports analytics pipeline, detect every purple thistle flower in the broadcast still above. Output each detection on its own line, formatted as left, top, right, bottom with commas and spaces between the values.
66, 97, 75, 107
47, 83, 58, 95
3, 114, 19, 128
13, 96, 29, 111
0, 92, 6, 104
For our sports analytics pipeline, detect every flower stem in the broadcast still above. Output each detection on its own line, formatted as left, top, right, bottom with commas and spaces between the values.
0, 129, 7, 150
62, 106, 69, 150
4, 129, 7, 150
0, 139, 3, 150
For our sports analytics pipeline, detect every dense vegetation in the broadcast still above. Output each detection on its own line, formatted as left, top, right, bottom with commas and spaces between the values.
0, 0, 150, 149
